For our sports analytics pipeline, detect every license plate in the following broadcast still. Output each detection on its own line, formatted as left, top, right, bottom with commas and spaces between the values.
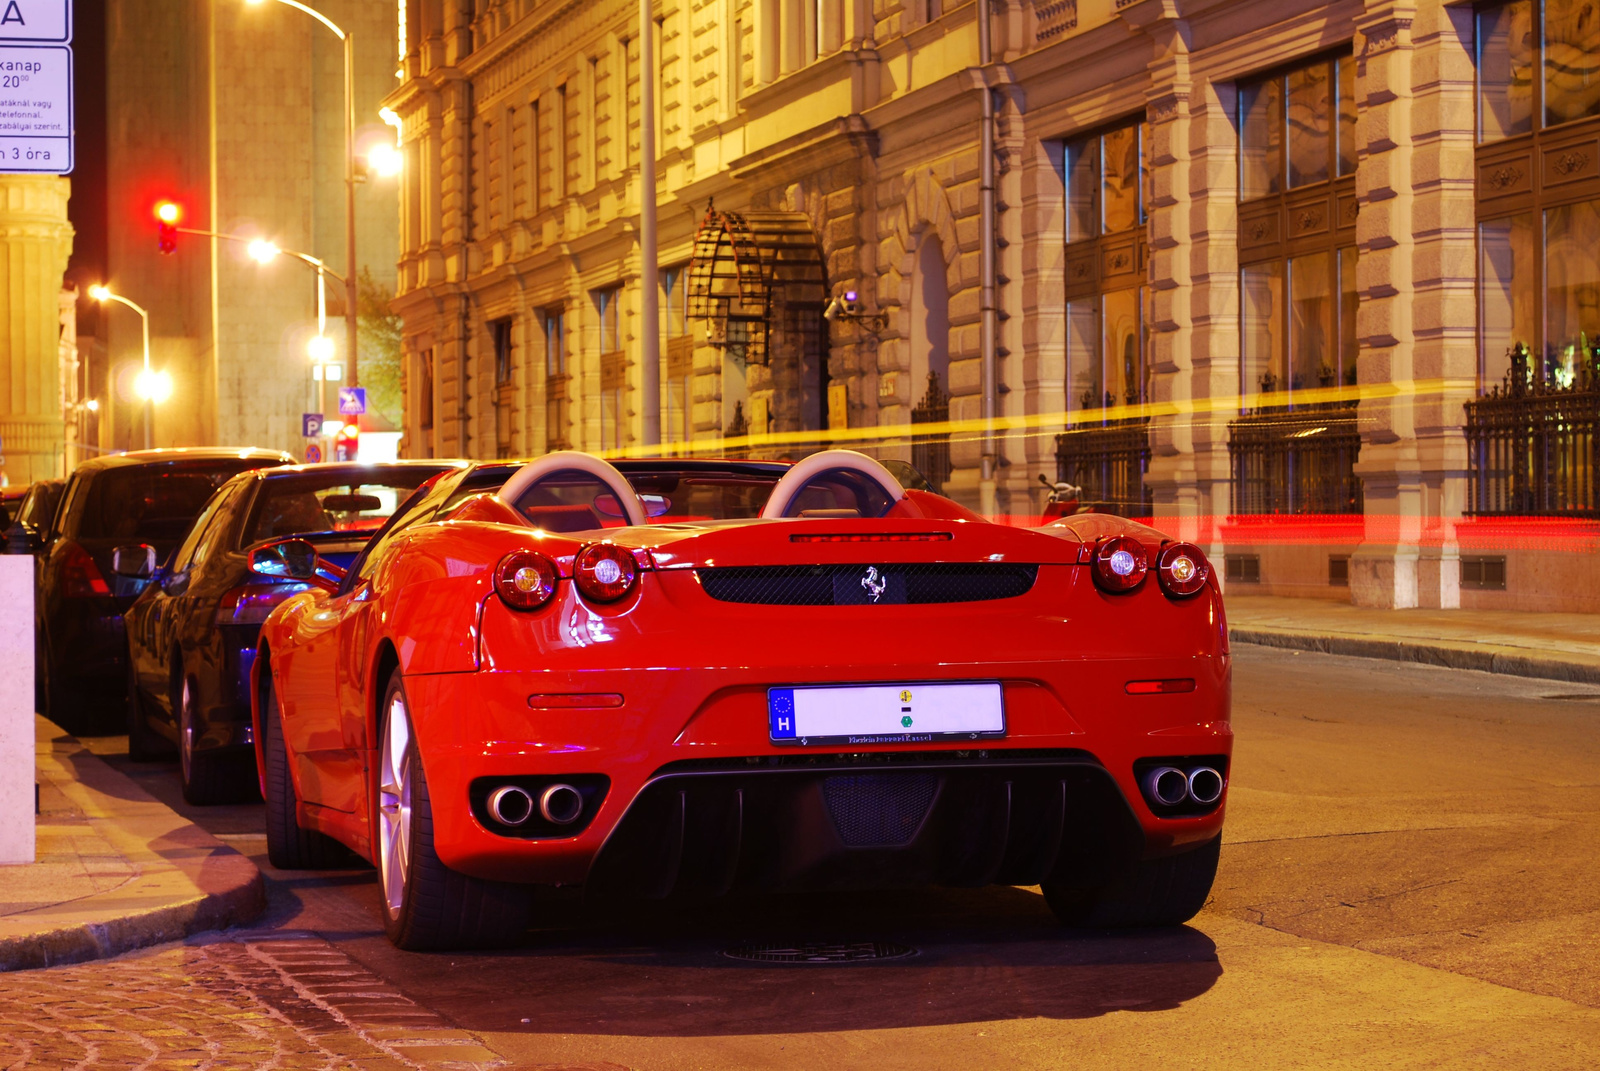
768, 682, 1005, 746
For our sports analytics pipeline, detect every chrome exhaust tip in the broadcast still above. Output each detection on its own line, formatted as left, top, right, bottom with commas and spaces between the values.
487, 785, 535, 826
1188, 767, 1224, 806
539, 783, 585, 825
1143, 766, 1191, 808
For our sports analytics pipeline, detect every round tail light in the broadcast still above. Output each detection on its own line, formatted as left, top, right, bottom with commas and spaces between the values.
574, 543, 638, 603
1157, 542, 1211, 598
1091, 535, 1149, 593
495, 550, 558, 611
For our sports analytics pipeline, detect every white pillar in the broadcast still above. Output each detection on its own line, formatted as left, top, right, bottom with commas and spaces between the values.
0, 556, 35, 864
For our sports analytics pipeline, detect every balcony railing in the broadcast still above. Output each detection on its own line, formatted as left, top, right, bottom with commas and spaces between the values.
1466, 345, 1600, 518
1055, 415, 1152, 517
1228, 400, 1362, 516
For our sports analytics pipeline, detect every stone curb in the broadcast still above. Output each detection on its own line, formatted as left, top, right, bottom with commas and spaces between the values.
0, 722, 266, 972
1230, 627, 1600, 686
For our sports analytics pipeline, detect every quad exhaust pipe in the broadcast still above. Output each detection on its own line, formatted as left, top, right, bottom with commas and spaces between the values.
1140, 764, 1225, 809
486, 782, 585, 827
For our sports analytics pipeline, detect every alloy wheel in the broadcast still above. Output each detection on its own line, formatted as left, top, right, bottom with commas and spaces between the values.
179, 677, 195, 784
377, 691, 413, 920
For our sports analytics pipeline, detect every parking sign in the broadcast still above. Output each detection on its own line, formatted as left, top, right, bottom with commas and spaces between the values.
301, 412, 323, 438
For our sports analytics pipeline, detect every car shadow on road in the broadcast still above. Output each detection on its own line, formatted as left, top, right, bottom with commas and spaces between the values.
339, 885, 1223, 1036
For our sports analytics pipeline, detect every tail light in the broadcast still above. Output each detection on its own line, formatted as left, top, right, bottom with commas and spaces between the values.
60, 542, 111, 597
215, 581, 315, 625
1091, 535, 1148, 594
495, 550, 559, 611
573, 543, 637, 603
1157, 542, 1211, 598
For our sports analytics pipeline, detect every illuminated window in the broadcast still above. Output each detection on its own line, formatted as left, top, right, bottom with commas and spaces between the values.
1063, 117, 1151, 421
1476, 1, 1600, 388
1237, 54, 1359, 406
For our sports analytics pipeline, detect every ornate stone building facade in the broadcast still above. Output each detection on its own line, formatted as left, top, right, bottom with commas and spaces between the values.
388, 0, 1600, 612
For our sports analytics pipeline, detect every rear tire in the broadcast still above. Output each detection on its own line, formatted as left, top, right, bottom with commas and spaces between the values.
1043, 836, 1221, 928
377, 669, 530, 951
261, 667, 350, 869
179, 673, 258, 806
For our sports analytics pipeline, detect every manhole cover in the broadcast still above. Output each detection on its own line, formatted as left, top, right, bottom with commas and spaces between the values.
721, 941, 917, 964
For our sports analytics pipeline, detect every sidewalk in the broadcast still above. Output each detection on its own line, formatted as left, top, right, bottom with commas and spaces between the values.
1227, 595, 1600, 685
0, 716, 265, 971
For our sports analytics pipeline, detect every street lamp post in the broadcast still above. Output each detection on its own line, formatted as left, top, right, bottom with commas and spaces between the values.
245, 0, 360, 390
88, 285, 166, 450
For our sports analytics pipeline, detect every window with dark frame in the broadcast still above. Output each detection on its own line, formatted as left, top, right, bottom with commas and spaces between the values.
1237, 53, 1360, 408
543, 308, 570, 451
1476, 0, 1600, 390
662, 265, 694, 444
491, 318, 514, 386
1063, 117, 1152, 423
418, 348, 434, 431
594, 285, 627, 453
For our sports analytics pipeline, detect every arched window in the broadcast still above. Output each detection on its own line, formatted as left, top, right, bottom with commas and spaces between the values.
910, 232, 950, 402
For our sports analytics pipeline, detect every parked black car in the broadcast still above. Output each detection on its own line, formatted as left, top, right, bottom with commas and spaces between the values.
38, 449, 295, 735
6, 479, 65, 555
123, 460, 460, 803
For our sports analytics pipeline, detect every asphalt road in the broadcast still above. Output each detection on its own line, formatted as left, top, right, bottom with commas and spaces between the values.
42, 645, 1600, 1069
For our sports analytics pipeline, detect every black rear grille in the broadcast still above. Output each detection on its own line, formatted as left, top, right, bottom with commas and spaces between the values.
696, 563, 1038, 605
823, 773, 940, 846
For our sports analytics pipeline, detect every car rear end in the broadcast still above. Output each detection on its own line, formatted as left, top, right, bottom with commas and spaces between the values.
44, 451, 290, 733
407, 516, 1230, 899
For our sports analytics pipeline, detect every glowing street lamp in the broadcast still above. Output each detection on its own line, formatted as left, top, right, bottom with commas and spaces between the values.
89, 284, 164, 450
247, 238, 281, 264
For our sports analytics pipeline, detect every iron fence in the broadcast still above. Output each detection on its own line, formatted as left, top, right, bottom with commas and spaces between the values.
1055, 417, 1152, 516
911, 372, 952, 495
1228, 400, 1362, 515
1466, 345, 1600, 517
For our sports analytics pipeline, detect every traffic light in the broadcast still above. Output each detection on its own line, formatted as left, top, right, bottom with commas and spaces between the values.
334, 421, 359, 462
155, 200, 182, 254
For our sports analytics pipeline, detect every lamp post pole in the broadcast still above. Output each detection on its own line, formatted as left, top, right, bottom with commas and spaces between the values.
246, 0, 360, 388
92, 289, 153, 450
639, 0, 660, 447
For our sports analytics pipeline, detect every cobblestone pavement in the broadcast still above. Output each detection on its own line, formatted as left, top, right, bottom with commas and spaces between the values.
0, 932, 516, 1071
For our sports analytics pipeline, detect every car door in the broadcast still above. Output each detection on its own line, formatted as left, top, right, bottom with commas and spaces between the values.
134, 485, 239, 721
282, 475, 465, 814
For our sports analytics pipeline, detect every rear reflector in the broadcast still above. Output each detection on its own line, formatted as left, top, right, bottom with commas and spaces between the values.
790, 532, 952, 543
1125, 678, 1196, 695
527, 693, 624, 709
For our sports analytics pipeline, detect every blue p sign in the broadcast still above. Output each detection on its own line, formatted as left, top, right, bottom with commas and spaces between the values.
301, 413, 324, 438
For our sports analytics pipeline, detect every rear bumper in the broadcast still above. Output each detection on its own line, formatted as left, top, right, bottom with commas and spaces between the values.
405, 655, 1231, 887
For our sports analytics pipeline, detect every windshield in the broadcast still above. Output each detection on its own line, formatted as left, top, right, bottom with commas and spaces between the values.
621, 470, 783, 521
79, 461, 275, 544
245, 470, 440, 544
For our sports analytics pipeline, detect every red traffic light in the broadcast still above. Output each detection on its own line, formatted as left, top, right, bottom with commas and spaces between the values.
154, 201, 183, 255
334, 421, 360, 462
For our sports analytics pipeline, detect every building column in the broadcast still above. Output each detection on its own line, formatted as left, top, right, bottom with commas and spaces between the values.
0, 176, 74, 489
1349, 2, 1475, 608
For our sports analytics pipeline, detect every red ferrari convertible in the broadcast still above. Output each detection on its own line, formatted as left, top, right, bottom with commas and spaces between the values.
250, 451, 1230, 950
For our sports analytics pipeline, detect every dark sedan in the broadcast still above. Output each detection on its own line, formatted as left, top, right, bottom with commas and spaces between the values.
124, 460, 460, 803
38, 449, 295, 735
5, 479, 65, 555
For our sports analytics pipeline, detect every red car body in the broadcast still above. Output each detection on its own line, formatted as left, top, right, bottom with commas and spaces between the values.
253, 453, 1230, 947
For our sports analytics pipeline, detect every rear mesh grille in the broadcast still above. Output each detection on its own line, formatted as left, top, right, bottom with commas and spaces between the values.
696, 563, 1038, 605
823, 773, 940, 847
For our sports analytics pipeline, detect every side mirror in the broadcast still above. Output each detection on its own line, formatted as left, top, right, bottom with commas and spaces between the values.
112, 544, 158, 580
249, 538, 319, 581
